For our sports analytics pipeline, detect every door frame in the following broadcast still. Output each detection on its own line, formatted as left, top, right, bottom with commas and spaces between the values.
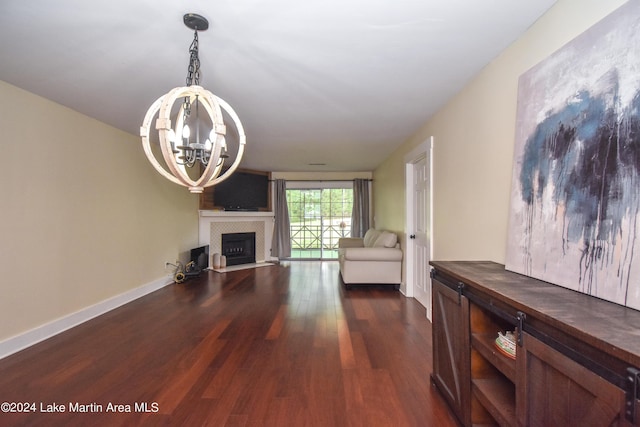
404, 136, 434, 319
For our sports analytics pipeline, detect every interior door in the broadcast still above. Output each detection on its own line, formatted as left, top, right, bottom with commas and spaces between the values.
411, 154, 431, 311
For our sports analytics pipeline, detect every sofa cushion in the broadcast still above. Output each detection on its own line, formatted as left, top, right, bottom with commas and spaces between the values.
363, 229, 381, 247
341, 247, 403, 261
373, 231, 398, 248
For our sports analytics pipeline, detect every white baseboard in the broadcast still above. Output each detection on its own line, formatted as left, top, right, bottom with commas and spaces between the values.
0, 276, 173, 360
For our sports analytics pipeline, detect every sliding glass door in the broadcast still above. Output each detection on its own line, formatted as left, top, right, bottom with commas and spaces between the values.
286, 187, 353, 259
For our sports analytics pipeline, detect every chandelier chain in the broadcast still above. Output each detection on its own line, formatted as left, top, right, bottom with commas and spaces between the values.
186, 30, 201, 86
182, 30, 202, 133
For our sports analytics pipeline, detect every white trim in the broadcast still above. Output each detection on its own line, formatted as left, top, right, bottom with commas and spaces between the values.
0, 276, 173, 360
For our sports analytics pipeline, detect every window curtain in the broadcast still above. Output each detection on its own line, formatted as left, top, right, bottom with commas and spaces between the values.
271, 179, 291, 259
351, 178, 370, 238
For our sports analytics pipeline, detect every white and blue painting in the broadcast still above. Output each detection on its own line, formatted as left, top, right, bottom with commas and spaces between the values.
506, 1, 640, 310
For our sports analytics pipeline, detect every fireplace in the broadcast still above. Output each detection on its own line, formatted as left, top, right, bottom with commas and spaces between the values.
222, 232, 256, 266
200, 212, 274, 264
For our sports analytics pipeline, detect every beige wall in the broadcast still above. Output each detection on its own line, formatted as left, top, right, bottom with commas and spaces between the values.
0, 81, 199, 342
373, 0, 627, 262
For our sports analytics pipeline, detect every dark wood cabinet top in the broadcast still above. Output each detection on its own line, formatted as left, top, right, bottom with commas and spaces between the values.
430, 261, 640, 368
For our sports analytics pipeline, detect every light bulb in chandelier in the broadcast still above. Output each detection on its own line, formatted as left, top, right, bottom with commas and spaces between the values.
140, 13, 246, 194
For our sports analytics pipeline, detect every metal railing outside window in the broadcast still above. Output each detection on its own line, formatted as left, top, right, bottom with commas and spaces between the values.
286, 188, 353, 259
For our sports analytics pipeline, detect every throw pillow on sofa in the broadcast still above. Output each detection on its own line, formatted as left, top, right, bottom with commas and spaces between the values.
373, 231, 397, 248
363, 229, 381, 247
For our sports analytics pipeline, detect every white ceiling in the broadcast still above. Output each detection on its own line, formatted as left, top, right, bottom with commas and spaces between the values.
0, 0, 556, 172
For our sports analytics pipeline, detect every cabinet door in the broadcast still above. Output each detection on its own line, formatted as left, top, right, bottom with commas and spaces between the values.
517, 332, 628, 427
432, 278, 470, 426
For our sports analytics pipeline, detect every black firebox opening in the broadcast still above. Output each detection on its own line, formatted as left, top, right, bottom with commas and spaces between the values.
221, 232, 256, 266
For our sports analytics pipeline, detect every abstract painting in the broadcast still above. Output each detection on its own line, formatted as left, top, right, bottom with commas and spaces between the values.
506, 1, 640, 310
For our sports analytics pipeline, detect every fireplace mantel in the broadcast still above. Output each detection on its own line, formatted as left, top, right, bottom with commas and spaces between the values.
198, 211, 275, 263
200, 211, 274, 218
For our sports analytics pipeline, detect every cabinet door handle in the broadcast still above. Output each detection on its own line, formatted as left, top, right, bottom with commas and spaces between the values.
457, 282, 465, 305
516, 311, 526, 347
409, 234, 416, 239
626, 367, 640, 423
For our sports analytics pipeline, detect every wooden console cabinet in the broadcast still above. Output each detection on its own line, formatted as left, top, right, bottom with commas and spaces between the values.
430, 261, 640, 427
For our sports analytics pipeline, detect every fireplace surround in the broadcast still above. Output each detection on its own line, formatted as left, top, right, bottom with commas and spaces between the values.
199, 211, 275, 266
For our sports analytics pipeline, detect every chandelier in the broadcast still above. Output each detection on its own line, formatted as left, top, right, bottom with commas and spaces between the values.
140, 13, 246, 194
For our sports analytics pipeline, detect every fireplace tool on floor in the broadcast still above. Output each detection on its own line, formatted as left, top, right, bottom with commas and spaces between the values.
166, 261, 202, 283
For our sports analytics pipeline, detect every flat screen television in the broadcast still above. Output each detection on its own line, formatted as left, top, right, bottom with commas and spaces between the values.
199, 169, 271, 211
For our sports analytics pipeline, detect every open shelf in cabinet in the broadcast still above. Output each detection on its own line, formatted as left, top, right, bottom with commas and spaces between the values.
469, 301, 517, 427
472, 377, 516, 427
471, 333, 516, 382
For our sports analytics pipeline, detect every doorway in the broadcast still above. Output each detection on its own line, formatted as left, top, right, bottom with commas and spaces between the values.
286, 187, 353, 260
405, 137, 433, 319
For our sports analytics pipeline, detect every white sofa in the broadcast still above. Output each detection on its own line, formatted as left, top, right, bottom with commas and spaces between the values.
338, 229, 403, 288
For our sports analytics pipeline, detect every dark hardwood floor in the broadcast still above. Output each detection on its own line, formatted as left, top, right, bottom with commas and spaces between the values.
0, 261, 457, 426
